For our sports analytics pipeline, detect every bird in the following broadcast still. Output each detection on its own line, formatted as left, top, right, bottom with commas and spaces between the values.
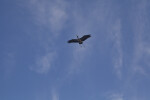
68, 34, 91, 44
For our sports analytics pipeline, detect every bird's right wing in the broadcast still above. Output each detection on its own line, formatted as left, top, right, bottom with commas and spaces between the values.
80, 34, 91, 41
68, 39, 79, 43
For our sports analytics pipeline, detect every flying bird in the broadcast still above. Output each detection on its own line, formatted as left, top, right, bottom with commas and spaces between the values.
68, 34, 91, 44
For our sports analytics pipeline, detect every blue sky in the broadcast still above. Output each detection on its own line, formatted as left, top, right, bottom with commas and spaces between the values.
1, 0, 150, 100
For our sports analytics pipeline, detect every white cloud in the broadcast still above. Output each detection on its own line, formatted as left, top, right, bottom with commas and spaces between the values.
52, 89, 59, 100
130, 0, 150, 76
48, 3, 67, 33
3, 52, 16, 78
28, 0, 68, 34
30, 52, 56, 74
113, 1, 150, 99
110, 94, 124, 100
106, 92, 124, 100
68, 46, 87, 75
109, 19, 123, 79
25, 0, 68, 74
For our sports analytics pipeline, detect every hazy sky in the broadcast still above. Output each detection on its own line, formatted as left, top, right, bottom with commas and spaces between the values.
1, 0, 150, 100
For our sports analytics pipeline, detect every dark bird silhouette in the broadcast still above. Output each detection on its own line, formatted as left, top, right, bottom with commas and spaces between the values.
68, 34, 91, 44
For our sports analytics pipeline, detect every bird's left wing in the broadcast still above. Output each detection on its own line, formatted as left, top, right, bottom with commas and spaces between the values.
80, 34, 91, 41
68, 39, 79, 43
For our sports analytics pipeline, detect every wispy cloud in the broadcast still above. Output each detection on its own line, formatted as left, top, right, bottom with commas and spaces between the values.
113, 0, 150, 99
130, 0, 150, 76
28, 0, 68, 34
51, 89, 59, 100
30, 52, 56, 74
68, 47, 88, 75
109, 19, 123, 79
2, 52, 16, 78
108, 93, 124, 100
104, 92, 124, 100
25, 0, 68, 74
110, 94, 124, 100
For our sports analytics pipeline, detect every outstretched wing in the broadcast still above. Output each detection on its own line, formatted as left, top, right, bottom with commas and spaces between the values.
80, 34, 91, 41
68, 39, 79, 43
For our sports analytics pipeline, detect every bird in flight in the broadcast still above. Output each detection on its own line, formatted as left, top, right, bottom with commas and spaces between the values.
68, 34, 91, 46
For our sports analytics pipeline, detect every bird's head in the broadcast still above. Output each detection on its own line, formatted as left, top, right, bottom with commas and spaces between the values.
76, 35, 79, 39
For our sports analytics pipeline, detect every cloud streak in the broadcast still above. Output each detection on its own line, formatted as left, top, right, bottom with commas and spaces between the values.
112, 20, 123, 79
2, 52, 16, 78
130, 0, 150, 76
108, 93, 124, 100
30, 52, 56, 74
108, 19, 123, 79
29, 0, 68, 34
26, 0, 68, 74
112, 1, 150, 100
52, 89, 59, 100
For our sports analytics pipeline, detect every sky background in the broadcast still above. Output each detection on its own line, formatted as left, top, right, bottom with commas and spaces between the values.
1, 0, 150, 100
